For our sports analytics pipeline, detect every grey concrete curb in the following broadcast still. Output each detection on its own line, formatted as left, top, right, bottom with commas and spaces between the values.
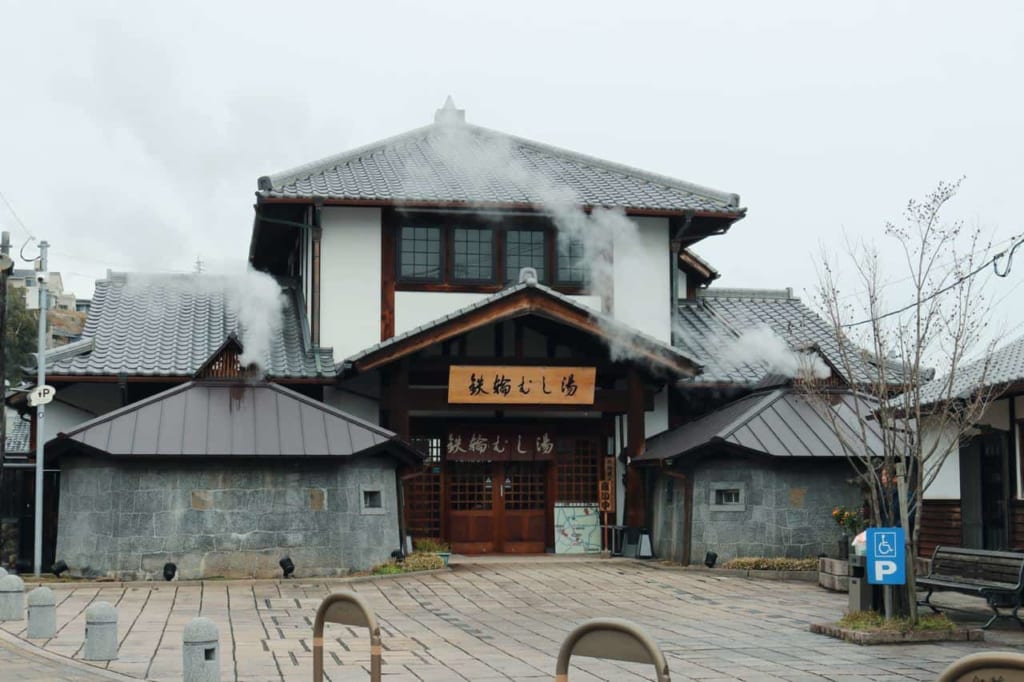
0, 627, 140, 680
638, 561, 818, 582
15, 566, 452, 591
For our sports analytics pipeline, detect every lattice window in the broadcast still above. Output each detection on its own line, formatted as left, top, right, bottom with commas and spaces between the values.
506, 229, 546, 283
453, 228, 493, 281
450, 463, 493, 511
504, 462, 546, 511
557, 438, 600, 504
400, 226, 442, 280
557, 236, 586, 284
404, 437, 443, 539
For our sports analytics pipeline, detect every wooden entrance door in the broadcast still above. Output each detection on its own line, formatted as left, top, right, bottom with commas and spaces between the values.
448, 461, 548, 554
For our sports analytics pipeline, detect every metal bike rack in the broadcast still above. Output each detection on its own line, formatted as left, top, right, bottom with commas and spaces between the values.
312, 592, 381, 682
554, 617, 670, 681
937, 652, 1024, 682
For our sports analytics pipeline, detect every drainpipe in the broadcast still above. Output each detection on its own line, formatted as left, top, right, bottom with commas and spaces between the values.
669, 211, 694, 347
311, 199, 323, 348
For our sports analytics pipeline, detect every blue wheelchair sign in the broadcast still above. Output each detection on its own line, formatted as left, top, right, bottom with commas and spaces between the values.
866, 527, 905, 585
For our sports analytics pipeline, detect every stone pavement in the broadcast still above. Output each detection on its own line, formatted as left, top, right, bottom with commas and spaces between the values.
2, 557, 1024, 681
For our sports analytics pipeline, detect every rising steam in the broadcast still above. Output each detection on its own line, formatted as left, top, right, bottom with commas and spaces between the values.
720, 325, 831, 380
413, 117, 643, 360
124, 269, 284, 373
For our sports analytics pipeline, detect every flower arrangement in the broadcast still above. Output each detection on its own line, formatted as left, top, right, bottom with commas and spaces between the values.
831, 506, 867, 535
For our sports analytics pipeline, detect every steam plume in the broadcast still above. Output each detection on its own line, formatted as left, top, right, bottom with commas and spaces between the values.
720, 326, 831, 380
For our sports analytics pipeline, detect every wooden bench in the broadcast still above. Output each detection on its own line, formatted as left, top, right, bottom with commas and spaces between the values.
918, 546, 1024, 629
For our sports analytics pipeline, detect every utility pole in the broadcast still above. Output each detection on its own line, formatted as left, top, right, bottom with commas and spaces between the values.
33, 240, 48, 576
0, 231, 12, 493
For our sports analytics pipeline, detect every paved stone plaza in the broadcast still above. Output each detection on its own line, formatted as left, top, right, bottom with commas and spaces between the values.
2, 557, 1023, 681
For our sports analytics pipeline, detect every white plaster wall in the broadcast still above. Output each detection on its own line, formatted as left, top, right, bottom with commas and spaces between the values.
977, 398, 1011, 430
320, 207, 382, 360
42, 402, 97, 441
395, 292, 489, 335
645, 389, 669, 438
394, 292, 602, 337
922, 418, 961, 499
324, 385, 380, 426
612, 216, 670, 342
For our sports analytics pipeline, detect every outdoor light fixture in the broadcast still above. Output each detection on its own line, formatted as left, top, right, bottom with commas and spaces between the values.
163, 562, 177, 581
704, 552, 718, 569
50, 560, 68, 578
279, 556, 295, 579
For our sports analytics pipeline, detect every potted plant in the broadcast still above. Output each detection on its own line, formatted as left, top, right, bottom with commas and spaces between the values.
413, 538, 451, 566
831, 506, 866, 560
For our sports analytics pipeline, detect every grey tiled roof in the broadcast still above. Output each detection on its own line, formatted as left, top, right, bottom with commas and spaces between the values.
259, 120, 742, 215
917, 332, 1024, 406
343, 280, 699, 373
5, 418, 30, 453
675, 288, 877, 385
52, 380, 420, 463
637, 389, 884, 462
44, 273, 335, 379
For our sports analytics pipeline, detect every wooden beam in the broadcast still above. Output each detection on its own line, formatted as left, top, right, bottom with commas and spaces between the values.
381, 212, 396, 341
625, 368, 646, 527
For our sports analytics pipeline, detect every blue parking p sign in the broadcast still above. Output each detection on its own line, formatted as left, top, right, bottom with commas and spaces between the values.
866, 527, 906, 585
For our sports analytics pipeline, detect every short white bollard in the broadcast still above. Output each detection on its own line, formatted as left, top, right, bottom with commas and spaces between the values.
27, 586, 57, 638
0, 574, 25, 621
0, 566, 7, 577
83, 601, 118, 661
183, 617, 220, 682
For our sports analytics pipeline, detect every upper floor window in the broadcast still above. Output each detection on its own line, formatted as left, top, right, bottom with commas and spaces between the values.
506, 229, 546, 284
557, 237, 586, 285
394, 213, 588, 292
400, 227, 441, 280
453, 227, 493, 282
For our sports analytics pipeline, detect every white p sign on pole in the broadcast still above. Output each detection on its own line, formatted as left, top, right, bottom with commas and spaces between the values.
27, 385, 56, 407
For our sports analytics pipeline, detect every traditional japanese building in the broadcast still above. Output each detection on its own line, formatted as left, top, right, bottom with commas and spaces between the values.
11, 99, 898, 574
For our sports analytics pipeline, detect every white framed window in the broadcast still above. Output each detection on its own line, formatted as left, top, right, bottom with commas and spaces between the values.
359, 484, 386, 515
709, 481, 745, 512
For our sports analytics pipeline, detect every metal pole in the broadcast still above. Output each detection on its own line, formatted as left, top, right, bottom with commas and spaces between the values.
33, 240, 48, 576
0, 231, 10, 493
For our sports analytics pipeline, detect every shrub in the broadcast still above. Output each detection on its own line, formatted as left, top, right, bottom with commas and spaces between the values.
839, 610, 953, 633
413, 538, 451, 553
721, 557, 819, 571
402, 552, 445, 572
372, 562, 403, 575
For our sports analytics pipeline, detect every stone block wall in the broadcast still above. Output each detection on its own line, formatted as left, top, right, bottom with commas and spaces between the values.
685, 457, 862, 564
55, 456, 400, 580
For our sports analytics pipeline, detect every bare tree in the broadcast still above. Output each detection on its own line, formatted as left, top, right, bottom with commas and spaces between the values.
806, 179, 999, 623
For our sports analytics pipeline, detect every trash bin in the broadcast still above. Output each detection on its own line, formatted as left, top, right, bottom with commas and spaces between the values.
848, 555, 872, 613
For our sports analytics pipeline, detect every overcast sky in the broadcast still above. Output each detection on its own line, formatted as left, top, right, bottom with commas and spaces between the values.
2, 1, 1022, 351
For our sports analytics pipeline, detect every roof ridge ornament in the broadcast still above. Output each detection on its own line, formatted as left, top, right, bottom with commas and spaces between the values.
434, 95, 465, 125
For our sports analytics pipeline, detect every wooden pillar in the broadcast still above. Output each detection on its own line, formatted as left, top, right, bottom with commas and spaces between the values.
388, 360, 410, 440
625, 369, 646, 527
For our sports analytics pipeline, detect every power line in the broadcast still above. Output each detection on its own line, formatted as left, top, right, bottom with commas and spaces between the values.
0, 190, 35, 241
841, 237, 1022, 328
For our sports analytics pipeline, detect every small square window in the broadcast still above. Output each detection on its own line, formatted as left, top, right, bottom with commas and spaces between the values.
715, 489, 741, 505
359, 484, 387, 515
709, 481, 745, 512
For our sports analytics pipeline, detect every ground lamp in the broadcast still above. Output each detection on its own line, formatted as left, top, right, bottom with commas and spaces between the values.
280, 556, 295, 578
163, 562, 177, 581
50, 560, 68, 578
704, 551, 718, 568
